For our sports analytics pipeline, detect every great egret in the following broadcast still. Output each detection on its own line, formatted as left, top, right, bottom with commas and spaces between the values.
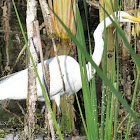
0, 11, 139, 112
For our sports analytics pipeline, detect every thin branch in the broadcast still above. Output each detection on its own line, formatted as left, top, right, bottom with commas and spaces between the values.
2, 104, 23, 124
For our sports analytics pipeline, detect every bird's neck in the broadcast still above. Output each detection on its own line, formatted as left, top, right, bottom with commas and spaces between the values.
86, 16, 113, 81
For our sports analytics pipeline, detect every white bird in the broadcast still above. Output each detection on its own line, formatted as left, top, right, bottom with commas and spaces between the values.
0, 11, 139, 112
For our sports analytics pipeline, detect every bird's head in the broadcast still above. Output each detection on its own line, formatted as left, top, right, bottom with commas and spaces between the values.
115, 11, 140, 23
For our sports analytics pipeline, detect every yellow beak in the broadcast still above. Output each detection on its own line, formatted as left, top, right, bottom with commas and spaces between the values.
123, 16, 140, 23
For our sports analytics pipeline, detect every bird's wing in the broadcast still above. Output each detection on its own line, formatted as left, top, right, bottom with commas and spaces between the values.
0, 72, 20, 84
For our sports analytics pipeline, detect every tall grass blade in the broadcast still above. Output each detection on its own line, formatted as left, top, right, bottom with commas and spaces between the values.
82, 0, 92, 53
75, 91, 88, 138
90, 76, 98, 138
125, 72, 140, 139
76, 5, 97, 139
108, 51, 116, 140
12, 0, 63, 139
114, 32, 119, 140
101, 9, 107, 140
50, 2, 140, 125
104, 87, 112, 140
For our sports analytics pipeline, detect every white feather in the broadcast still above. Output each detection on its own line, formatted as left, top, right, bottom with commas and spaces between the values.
0, 11, 136, 108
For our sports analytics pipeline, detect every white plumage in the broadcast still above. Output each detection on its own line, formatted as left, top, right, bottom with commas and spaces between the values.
0, 11, 138, 109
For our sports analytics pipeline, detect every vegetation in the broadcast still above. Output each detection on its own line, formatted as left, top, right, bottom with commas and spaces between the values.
0, 0, 140, 139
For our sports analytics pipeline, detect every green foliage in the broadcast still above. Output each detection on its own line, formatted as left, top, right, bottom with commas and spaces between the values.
52, 0, 140, 139
12, 0, 63, 139
11, 0, 140, 139
76, 5, 98, 139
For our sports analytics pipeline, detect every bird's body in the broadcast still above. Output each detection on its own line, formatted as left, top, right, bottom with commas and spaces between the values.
0, 11, 139, 109
0, 55, 83, 107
